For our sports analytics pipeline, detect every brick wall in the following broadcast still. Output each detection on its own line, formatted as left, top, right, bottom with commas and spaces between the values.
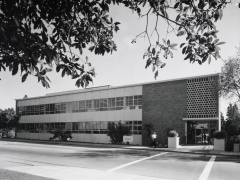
142, 80, 187, 146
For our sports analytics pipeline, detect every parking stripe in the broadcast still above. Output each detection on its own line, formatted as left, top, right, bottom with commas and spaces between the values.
107, 152, 168, 172
198, 155, 216, 180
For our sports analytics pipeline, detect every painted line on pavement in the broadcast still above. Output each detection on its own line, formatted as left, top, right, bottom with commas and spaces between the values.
107, 152, 168, 172
198, 155, 216, 180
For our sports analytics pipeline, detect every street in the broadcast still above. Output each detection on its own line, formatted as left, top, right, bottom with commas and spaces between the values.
0, 141, 240, 180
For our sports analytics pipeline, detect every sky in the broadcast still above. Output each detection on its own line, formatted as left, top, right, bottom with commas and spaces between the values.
1, 1, 240, 116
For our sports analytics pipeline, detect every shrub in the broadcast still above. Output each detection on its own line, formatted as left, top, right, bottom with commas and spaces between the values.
213, 131, 226, 139
107, 121, 131, 144
168, 130, 178, 137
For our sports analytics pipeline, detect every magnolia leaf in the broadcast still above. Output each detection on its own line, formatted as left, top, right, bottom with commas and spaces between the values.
213, 39, 219, 44
174, 2, 180, 9
216, 42, 225, 46
184, 53, 192, 60
160, 63, 166, 68
152, 65, 156, 72
177, 30, 185, 36
208, 55, 212, 64
154, 70, 158, 80
167, 40, 170, 46
180, 43, 185, 48
22, 73, 28, 82
12, 62, 19, 76
89, 46, 95, 52
152, 48, 156, 55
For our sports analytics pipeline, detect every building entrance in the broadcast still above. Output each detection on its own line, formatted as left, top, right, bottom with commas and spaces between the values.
187, 121, 217, 144
195, 128, 208, 144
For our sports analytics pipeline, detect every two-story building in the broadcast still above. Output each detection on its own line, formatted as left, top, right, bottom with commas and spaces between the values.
16, 74, 220, 146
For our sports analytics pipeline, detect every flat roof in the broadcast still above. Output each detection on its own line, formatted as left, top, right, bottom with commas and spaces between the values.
15, 73, 219, 101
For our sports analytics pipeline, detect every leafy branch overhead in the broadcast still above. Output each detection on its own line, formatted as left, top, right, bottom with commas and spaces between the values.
0, 0, 228, 87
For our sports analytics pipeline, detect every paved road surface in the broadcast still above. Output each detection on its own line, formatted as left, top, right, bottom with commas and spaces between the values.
0, 141, 240, 180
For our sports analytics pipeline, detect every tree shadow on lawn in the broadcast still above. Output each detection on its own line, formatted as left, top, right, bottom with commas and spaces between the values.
158, 153, 240, 164
62, 149, 160, 159
63, 150, 240, 164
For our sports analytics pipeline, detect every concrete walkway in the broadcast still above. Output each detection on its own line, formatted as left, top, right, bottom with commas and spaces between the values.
1, 138, 240, 157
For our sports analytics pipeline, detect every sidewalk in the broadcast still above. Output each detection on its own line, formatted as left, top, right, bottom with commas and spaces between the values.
1, 138, 240, 157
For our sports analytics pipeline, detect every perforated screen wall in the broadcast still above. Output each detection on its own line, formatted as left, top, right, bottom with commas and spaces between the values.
187, 76, 218, 119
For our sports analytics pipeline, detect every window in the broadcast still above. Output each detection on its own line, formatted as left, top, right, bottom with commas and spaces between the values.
39, 105, 45, 114
67, 102, 73, 113
94, 99, 100, 111
86, 100, 92, 111
72, 101, 79, 112
100, 121, 108, 134
34, 123, 40, 133
116, 97, 124, 110
126, 96, 134, 109
72, 122, 79, 133
133, 121, 142, 134
43, 123, 49, 133
79, 122, 85, 133
65, 122, 72, 131
18, 106, 25, 115
26, 106, 31, 115
61, 123, 66, 130
134, 95, 142, 109
45, 104, 55, 114
60, 103, 66, 113
38, 123, 44, 133
85, 122, 92, 134
100, 99, 107, 111
54, 103, 66, 114
108, 98, 115, 110
49, 123, 54, 131
30, 106, 35, 115
34, 105, 40, 115
79, 101, 86, 112
29, 123, 34, 133
92, 122, 100, 134
55, 103, 61, 114
68, 101, 79, 113
125, 121, 133, 133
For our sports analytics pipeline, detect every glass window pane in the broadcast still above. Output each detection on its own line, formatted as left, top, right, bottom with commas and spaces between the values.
67, 102, 73, 113
39, 105, 45, 114
79, 101, 86, 112
108, 98, 115, 110
72, 101, 79, 112
116, 97, 124, 110
94, 99, 100, 111
100, 99, 107, 111
34, 105, 40, 115
55, 103, 61, 114
134, 95, 142, 106
126, 96, 133, 106
86, 100, 92, 111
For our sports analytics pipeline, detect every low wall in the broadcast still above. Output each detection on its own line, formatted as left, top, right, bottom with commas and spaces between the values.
16, 133, 142, 145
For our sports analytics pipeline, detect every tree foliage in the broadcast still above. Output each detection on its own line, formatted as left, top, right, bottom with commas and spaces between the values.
142, 122, 154, 137
107, 121, 130, 144
223, 103, 240, 151
0, 108, 20, 130
220, 47, 240, 101
0, 0, 229, 87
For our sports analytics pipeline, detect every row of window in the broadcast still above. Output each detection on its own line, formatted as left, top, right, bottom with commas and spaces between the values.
18, 96, 142, 116
17, 121, 142, 134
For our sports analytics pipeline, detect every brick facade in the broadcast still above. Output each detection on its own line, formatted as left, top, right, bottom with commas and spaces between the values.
142, 80, 187, 146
